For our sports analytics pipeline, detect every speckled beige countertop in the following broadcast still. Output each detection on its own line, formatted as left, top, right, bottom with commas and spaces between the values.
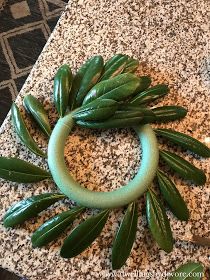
0, 0, 210, 279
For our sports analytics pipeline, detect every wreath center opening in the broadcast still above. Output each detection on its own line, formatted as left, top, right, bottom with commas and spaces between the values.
64, 127, 142, 192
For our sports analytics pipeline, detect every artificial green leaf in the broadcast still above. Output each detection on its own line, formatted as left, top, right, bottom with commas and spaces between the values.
11, 103, 46, 158
152, 106, 187, 122
100, 54, 128, 81
72, 56, 104, 108
70, 57, 94, 109
134, 76, 151, 93
146, 189, 173, 253
118, 105, 156, 123
160, 150, 206, 185
54, 64, 73, 117
76, 110, 146, 129
76, 107, 156, 129
130, 84, 169, 105
31, 206, 84, 248
0, 157, 51, 183
72, 99, 118, 121
119, 104, 151, 112
103, 54, 125, 71
23, 94, 51, 137
82, 73, 140, 105
156, 170, 189, 221
3, 193, 65, 228
60, 209, 109, 258
123, 57, 139, 73
112, 202, 138, 270
155, 128, 210, 158
169, 262, 204, 280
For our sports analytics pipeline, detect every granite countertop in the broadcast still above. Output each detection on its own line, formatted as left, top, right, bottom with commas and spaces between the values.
0, 0, 210, 279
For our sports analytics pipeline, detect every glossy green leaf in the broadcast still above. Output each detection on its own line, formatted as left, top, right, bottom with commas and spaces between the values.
31, 206, 84, 248
100, 54, 128, 81
130, 84, 169, 105
0, 157, 51, 183
103, 54, 125, 71
160, 150, 206, 185
123, 57, 139, 73
76, 110, 146, 129
54, 64, 73, 117
134, 76, 151, 94
60, 209, 109, 258
118, 105, 156, 123
157, 170, 189, 221
77, 107, 156, 129
72, 99, 118, 121
23, 94, 51, 137
155, 128, 210, 158
146, 189, 173, 253
119, 104, 150, 111
11, 103, 46, 158
152, 106, 187, 122
169, 262, 204, 280
72, 56, 104, 108
82, 73, 140, 105
112, 202, 138, 270
3, 193, 65, 228
70, 58, 93, 109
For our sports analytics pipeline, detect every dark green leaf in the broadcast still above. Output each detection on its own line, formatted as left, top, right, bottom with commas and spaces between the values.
76, 107, 156, 129
72, 99, 118, 121
119, 104, 150, 112
54, 64, 73, 117
169, 262, 204, 280
130, 84, 169, 105
104, 54, 125, 71
152, 106, 187, 122
60, 209, 109, 258
70, 57, 94, 109
82, 73, 140, 105
160, 150, 206, 185
0, 157, 51, 183
157, 170, 189, 221
112, 202, 138, 270
76, 110, 145, 129
133, 76, 151, 94
118, 105, 156, 123
100, 54, 128, 81
3, 193, 65, 228
11, 103, 46, 158
72, 56, 104, 108
31, 206, 84, 248
123, 57, 139, 73
146, 189, 173, 253
155, 128, 210, 158
23, 94, 51, 137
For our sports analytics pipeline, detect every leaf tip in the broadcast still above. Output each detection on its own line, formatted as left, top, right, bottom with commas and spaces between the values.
3, 219, 11, 228
111, 261, 123, 270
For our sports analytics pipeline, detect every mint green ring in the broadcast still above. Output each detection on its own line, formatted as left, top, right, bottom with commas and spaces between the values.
48, 113, 159, 209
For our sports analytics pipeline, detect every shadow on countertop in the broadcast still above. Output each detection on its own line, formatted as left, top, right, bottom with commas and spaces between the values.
0, 267, 25, 280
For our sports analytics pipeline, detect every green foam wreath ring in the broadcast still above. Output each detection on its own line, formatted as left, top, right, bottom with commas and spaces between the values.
48, 112, 159, 209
